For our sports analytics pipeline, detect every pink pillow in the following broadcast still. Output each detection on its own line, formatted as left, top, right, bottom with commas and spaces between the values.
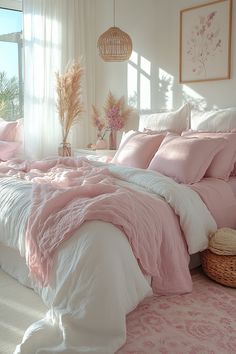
231, 163, 236, 176
0, 118, 18, 141
0, 140, 20, 161
182, 131, 236, 180
15, 118, 24, 143
148, 133, 226, 184
111, 131, 166, 168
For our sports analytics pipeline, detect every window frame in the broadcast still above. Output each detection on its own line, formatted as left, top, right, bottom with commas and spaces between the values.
0, 0, 22, 11
0, 0, 23, 120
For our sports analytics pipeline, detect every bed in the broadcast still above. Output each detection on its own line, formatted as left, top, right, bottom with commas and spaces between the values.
0, 106, 236, 353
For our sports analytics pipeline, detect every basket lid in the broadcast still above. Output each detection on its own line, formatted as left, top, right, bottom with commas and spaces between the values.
209, 228, 236, 255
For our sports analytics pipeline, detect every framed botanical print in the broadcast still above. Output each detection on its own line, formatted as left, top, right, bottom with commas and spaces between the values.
180, 0, 232, 83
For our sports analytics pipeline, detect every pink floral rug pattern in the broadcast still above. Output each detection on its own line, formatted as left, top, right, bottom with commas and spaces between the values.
117, 272, 236, 354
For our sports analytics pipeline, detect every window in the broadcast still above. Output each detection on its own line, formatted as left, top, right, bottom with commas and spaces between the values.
0, 0, 23, 121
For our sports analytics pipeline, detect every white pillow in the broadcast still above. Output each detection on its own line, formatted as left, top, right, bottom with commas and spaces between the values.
191, 108, 236, 132
138, 103, 190, 133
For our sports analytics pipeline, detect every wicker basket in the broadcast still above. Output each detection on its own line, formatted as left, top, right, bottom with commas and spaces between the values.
200, 249, 236, 288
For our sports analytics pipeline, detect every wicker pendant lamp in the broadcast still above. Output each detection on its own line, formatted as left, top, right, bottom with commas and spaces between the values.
97, 0, 132, 62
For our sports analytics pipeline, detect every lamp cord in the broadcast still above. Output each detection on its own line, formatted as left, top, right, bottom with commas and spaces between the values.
113, 0, 116, 27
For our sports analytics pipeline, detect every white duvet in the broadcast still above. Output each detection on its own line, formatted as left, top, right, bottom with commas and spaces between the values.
0, 162, 217, 354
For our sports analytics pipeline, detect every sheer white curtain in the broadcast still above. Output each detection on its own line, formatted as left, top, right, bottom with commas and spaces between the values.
23, 0, 95, 159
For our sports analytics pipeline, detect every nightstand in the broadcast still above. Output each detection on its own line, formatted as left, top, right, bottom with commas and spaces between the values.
73, 148, 97, 158
95, 149, 117, 157
73, 148, 117, 161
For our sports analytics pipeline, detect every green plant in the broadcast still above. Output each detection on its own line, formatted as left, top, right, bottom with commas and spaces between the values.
0, 71, 19, 121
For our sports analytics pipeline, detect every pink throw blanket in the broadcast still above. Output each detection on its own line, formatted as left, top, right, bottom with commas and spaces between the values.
0, 157, 191, 294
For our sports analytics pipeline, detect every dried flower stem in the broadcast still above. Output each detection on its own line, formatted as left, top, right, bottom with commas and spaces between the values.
56, 57, 84, 143
91, 91, 134, 142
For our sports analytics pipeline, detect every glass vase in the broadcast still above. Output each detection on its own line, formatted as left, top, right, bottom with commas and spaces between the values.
108, 130, 117, 150
58, 142, 71, 157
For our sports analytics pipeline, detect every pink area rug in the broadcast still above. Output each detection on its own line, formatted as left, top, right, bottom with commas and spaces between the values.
117, 271, 236, 354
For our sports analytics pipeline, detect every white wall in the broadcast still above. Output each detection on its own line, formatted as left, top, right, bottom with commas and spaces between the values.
95, 0, 235, 130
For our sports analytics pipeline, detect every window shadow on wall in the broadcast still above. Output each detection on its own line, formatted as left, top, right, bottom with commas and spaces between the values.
127, 50, 215, 115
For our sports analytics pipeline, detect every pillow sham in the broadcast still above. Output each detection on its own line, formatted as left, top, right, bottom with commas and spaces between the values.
182, 131, 236, 180
191, 108, 236, 132
231, 163, 236, 176
0, 140, 20, 161
138, 103, 190, 134
118, 130, 138, 149
148, 133, 226, 184
0, 118, 18, 141
15, 118, 24, 143
111, 131, 166, 168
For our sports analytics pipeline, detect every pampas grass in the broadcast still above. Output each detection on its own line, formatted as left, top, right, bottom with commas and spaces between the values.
91, 91, 134, 138
103, 91, 134, 131
56, 57, 84, 144
91, 104, 105, 138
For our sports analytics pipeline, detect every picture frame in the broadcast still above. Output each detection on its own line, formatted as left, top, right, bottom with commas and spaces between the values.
179, 0, 232, 83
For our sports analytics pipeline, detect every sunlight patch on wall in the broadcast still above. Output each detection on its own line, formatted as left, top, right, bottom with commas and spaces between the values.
141, 56, 151, 75
129, 51, 138, 65
127, 62, 138, 108
140, 56, 151, 110
128, 52, 210, 114
128, 51, 151, 112
140, 73, 150, 110
182, 85, 207, 110
158, 68, 174, 110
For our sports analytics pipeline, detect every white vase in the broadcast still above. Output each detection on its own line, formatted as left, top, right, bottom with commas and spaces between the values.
95, 138, 107, 150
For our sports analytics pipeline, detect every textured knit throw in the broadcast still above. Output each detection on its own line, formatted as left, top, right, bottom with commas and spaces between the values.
209, 228, 236, 255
